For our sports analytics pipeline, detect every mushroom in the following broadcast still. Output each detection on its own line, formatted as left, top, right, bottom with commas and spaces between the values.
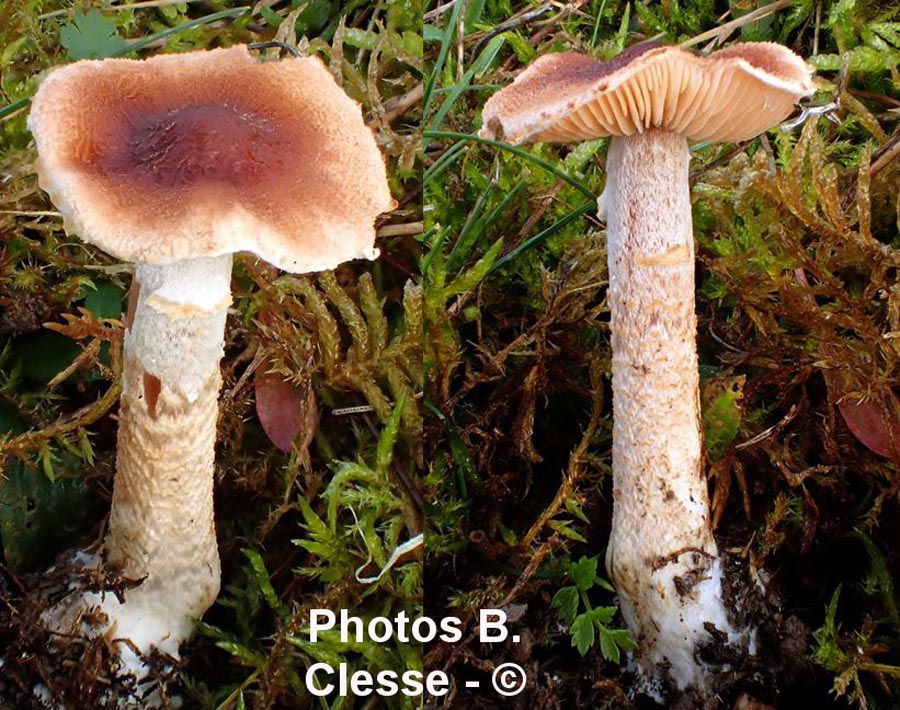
27, 46, 393, 671
480, 42, 814, 691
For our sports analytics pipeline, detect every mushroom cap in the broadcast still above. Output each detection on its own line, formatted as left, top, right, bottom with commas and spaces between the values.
28, 45, 395, 273
479, 42, 815, 145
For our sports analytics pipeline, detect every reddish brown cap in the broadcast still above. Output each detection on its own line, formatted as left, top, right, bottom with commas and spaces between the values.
28, 45, 395, 273
479, 42, 814, 145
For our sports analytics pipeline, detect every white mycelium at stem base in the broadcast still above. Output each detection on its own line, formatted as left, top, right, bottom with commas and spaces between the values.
99, 254, 232, 662
600, 129, 739, 690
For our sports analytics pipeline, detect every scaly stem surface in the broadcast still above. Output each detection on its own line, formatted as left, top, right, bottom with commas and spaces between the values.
601, 129, 740, 690
98, 254, 232, 666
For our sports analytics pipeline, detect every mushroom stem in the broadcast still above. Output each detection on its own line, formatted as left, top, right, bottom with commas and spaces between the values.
99, 253, 232, 664
601, 129, 741, 690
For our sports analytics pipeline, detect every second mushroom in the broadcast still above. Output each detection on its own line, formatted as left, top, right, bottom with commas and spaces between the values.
28, 45, 393, 673
480, 42, 814, 693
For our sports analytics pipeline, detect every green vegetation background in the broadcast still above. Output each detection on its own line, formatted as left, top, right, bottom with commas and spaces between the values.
1, 0, 900, 707
0, 0, 423, 707
424, 0, 900, 707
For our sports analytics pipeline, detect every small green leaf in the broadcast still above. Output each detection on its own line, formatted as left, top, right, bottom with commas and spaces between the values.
571, 612, 595, 656
443, 237, 503, 298
242, 548, 289, 618
497, 520, 518, 546
587, 606, 615, 625
551, 586, 580, 625
596, 576, 615, 593
293, 540, 331, 558
213, 640, 265, 665
598, 626, 620, 662
564, 497, 590, 524
77, 427, 95, 466
40, 444, 58, 482
287, 636, 348, 668
598, 627, 636, 663
296, 496, 330, 539
548, 519, 587, 543
813, 585, 846, 670
570, 556, 599, 592
60, 10, 129, 60
561, 138, 606, 175
376, 393, 406, 474
342, 28, 379, 51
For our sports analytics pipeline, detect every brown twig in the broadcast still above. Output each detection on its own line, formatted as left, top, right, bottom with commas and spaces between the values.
0, 378, 122, 461
382, 84, 423, 123
378, 221, 424, 237
870, 131, 900, 179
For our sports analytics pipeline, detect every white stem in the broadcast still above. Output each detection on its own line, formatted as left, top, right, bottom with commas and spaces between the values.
98, 253, 232, 665
601, 130, 742, 691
